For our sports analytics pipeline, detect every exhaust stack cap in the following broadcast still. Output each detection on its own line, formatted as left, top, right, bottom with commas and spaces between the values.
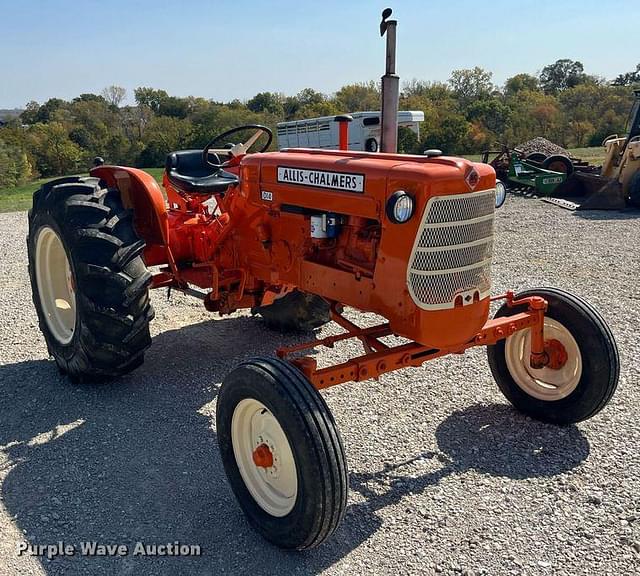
380, 8, 393, 35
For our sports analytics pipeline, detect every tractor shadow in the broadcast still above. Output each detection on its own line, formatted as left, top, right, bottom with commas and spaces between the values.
0, 318, 590, 576
571, 207, 640, 221
348, 404, 589, 517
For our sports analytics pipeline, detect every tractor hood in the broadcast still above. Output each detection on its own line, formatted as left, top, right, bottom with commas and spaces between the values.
247, 148, 495, 221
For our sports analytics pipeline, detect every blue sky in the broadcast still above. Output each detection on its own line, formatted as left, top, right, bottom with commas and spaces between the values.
1, 0, 639, 108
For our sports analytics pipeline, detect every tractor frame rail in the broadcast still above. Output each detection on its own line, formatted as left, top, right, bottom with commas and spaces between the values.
277, 292, 548, 390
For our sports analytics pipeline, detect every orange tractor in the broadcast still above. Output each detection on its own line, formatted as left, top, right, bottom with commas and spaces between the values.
27, 10, 618, 550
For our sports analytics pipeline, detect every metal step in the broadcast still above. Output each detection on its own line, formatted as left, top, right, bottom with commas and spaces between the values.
540, 197, 580, 210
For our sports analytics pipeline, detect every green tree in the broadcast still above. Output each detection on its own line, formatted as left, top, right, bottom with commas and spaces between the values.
559, 83, 631, 146
0, 139, 33, 187
157, 96, 190, 119
73, 93, 108, 104
568, 120, 595, 147
283, 88, 327, 120
26, 122, 82, 176
612, 63, 640, 87
296, 100, 339, 120
247, 92, 284, 115
449, 67, 494, 108
504, 73, 539, 96
20, 101, 40, 125
403, 80, 453, 102
138, 116, 194, 166
27, 98, 66, 124
334, 82, 380, 112
101, 85, 127, 107
6, 65, 640, 181
421, 113, 471, 155
503, 90, 562, 144
466, 98, 510, 135
134, 87, 170, 113
397, 126, 419, 154
539, 59, 595, 94
68, 98, 113, 156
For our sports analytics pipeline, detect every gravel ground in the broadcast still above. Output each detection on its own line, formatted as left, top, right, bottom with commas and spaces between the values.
1, 197, 639, 576
516, 137, 569, 158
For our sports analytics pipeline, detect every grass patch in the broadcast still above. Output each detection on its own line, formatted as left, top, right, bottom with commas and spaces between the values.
567, 147, 606, 164
143, 167, 164, 181
0, 177, 53, 213
0, 168, 164, 213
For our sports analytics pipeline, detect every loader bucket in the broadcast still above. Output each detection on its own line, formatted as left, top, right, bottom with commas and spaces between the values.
551, 172, 627, 210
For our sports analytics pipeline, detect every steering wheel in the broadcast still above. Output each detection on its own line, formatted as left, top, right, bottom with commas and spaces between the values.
203, 124, 273, 168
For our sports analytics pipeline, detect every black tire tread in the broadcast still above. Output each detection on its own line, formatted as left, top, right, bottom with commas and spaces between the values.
253, 290, 331, 332
487, 287, 619, 424
253, 358, 348, 548
28, 175, 154, 379
217, 357, 347, 549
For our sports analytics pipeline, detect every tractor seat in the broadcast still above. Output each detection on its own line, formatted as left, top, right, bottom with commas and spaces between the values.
165, 149, 239, 195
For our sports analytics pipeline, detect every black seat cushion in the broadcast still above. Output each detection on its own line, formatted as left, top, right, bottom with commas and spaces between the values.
165, 150, 239, 195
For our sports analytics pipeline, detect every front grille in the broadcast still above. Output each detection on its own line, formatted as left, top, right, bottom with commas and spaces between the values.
407, 189, 495, 310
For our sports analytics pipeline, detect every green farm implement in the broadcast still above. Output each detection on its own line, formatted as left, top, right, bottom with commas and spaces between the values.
482, 136, 636, 210
507, 154, 567, 195
481, 147, 568, 195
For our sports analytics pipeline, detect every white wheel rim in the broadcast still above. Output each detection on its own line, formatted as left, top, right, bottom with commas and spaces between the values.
34, 226, 77, 345
231, 398, 298, 517
505, 317, 582, 401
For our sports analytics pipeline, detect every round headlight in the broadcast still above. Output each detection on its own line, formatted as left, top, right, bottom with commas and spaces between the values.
386, 191, 414, 223
495, 180, 507, 208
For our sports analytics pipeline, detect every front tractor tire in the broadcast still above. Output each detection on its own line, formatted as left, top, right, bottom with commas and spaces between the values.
487, 288, 619, 424
28, 176, 154, 380
216, 357, 348, 549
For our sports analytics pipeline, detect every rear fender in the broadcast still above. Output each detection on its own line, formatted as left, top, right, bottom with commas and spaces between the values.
90, 166, 168, 247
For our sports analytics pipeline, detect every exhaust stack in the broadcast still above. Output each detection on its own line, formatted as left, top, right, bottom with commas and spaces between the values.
380, 8, 399, 153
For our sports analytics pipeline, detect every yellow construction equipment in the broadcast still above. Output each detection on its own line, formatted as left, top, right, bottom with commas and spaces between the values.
551, 90, 640, 210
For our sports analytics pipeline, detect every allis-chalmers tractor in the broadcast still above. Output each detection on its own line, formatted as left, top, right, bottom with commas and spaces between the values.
27, 10, 619, 550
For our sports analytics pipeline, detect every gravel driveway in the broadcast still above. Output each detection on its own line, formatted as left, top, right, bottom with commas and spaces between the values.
1, 197, 639, 576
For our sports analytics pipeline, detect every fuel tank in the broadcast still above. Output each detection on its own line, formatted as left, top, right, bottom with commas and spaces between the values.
238, 148, 497, 349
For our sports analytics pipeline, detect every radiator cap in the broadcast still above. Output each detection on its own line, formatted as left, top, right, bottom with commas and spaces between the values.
423, 149, 443, 157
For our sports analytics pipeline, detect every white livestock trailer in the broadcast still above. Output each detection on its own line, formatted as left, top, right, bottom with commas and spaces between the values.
276, 111, 424, 152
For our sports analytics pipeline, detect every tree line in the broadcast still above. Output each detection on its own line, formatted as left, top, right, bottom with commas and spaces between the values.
1, 59, 639, 188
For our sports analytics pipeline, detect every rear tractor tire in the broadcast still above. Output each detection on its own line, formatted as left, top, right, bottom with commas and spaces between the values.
216, 357, 348, 549
487, 288, 619, 424
27, 176, 154, 380
253, 289, 331, 332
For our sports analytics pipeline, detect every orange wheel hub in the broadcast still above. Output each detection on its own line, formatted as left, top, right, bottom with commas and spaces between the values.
252, 443, 274, 468
544, 338, 569, 370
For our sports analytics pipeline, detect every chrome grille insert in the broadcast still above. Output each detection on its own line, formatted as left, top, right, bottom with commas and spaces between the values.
407, 189, 496, 310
